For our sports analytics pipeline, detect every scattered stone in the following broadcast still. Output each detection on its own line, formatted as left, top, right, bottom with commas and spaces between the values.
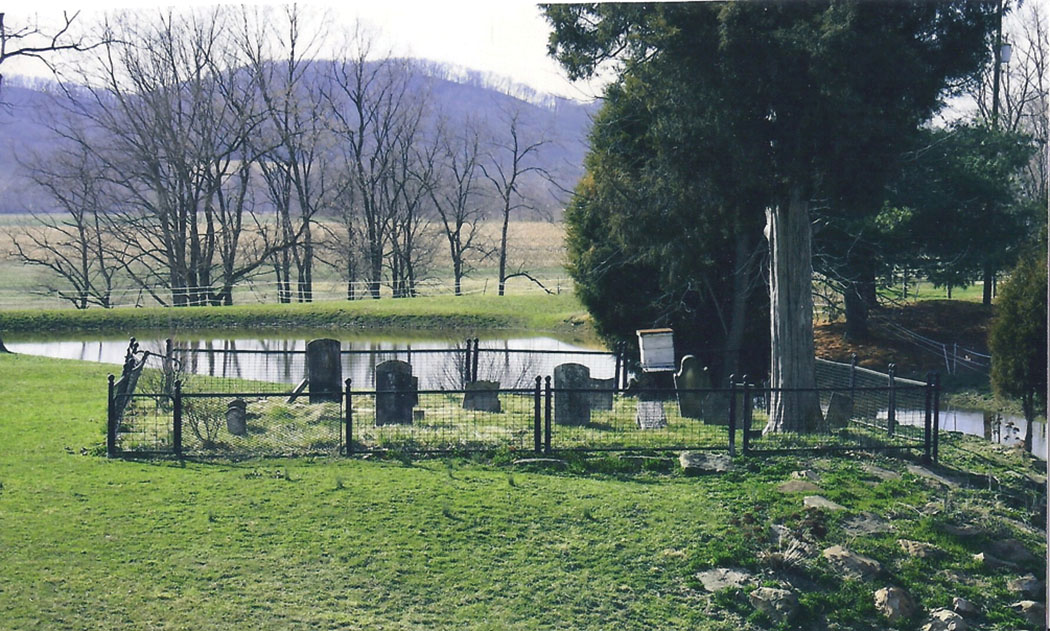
973, 552, 1019, 571
777, 480, 821, 493
748, 587, 798, 622
898, 539, 943, 559
679, 451, 732, 475
861, 463, 901, 481
942, 523, 983, 538
921, 608, 967, 631
989, 539, 1040, 566
842, 512, 893, 536
874, 586, 916, 623
952, 597, 979, 617
804, 495, 845, 511
1006, 573, 1043, 599
822, 545, 882, 580
906, 464, 960, 488
695, 567, 753, 592
792, 469, 822, 482
1010, 600, 1045, 626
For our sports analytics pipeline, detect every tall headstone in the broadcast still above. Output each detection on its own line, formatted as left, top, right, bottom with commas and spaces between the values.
589, 377, 615, 411
307, 338, 342, 403
226, 399, 247, 436
463, 380, 502, 413
674, 355, 709, 419
554, 363, 592, 426
376, 360, 417, 425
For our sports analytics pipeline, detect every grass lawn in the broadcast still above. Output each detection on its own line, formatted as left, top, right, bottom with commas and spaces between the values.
1, 353, 1046, 630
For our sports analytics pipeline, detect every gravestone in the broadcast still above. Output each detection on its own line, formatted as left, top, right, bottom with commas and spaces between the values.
636, 400, 668, 429
703, 391, 730, 426
226, 399, 247, 436
554, 363, 592, 426
306, 338, 342, 403
825, 393, 853, 429
674, 355, 709, 419
376, 360, 417, 425
589, 377, 615, 411
463, 380, 502, 413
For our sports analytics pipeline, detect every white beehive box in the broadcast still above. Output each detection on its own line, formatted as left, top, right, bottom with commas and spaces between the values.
636, 328, 675, 372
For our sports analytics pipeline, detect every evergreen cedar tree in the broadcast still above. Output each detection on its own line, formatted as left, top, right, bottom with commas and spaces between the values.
543, 2, 997, 430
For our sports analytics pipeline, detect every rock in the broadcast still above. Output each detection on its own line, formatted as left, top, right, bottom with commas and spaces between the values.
777, 480, 821, 493
973, 552, 1019, 571
898, 539, 943, 559
793, 469, 821, 481
679, 451, 732, 474
804, 495, 845, 511
1010, 600, 1046, 626
942, 523, 983, 538
921, 608, 967, 631
906, 464, 960, 488
841, 512, 893, 536
748, 586, 798, 622
874, 586, 916, 622
766, 525, 817, 566
989, 539, 1040, 565
861, 463, 901, 481
822, 545, 882, 580
951, 597, 979, 616
695, 567, 753, 592
1007, 573, 1043, 599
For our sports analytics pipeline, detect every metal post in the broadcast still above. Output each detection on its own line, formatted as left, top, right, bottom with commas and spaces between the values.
534, 376, 542, 454
164, 338, 174, 396
107, 374, 116, 458
173, 380, 183, 459
472, 338, 480, 383
544, 376, 552, 455
463, 339, 472, 387
742, 376, 752, 454
849, 353, 857, 405
923, 373, 932, 465
887, 364, 897, 437
933, 372, 941, 463
614, 347, 622, 393
728, 375, 737, 458
345, 379, 353, 456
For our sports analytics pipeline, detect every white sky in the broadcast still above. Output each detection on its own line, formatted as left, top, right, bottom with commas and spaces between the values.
4, 1, 606, 102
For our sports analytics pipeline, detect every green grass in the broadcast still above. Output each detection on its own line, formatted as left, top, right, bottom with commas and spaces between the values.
0, 353, 1045, 630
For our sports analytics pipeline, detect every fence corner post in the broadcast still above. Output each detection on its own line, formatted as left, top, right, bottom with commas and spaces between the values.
534, 376, 542, 454
932, 372, 941, 463
345, 378, 353, 456
173, 379, 183, 459
107, 374, 116, 458
544, 376, 552, 455
728, 375, 737, 458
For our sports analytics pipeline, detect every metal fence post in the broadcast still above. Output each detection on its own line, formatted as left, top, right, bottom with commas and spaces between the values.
614, 346, 623, 392
472, 338, 480, 383
923, 372, 932, 465
742, 376, 752, 454
887, 364, 896, 437
728, 375, 737, 458
534, 376, 542, 454
849, 353, 857, 404
933, 372, 941, 463
107, 374, 116, 458
164, 338, 174, 396
544, 376, 552, 455
345, 378, 353, 456
173, 379, 183, 459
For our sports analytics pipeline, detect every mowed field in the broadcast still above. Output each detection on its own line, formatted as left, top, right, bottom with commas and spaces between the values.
0, 217, 569, 309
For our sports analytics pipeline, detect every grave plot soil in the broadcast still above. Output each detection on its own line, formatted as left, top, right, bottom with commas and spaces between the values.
814, 300, 994, 379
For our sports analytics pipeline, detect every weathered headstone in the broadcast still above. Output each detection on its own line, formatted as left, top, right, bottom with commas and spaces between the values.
554, 363, 591, 426
306, 338, 342, 403
376, 360, 417, 425
636, 400, 668, 429
702, 391, 730, 426
674, 355, 709, 419
226, 399, 247, 436
589, 377, 615, 411
463, 380, 502, 413
825, 392, 853, 429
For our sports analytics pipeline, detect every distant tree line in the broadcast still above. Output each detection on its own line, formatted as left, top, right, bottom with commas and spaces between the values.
10, 7, 561, 308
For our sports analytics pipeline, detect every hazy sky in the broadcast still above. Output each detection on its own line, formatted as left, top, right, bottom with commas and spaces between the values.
4, 1, 606, 101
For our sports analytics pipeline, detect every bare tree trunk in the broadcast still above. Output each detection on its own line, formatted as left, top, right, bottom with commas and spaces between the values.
764, 186, 823, 434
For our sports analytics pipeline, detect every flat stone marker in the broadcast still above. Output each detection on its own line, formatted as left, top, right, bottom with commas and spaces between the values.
554, 363, 592, 426
226, 399, 247, 436
376, 360, 417, 425
306, 338, 342, 403
824, 392, 853, 429
463, 380, 501, 413
636, 400, 668, 429
674, 355, 709, 419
